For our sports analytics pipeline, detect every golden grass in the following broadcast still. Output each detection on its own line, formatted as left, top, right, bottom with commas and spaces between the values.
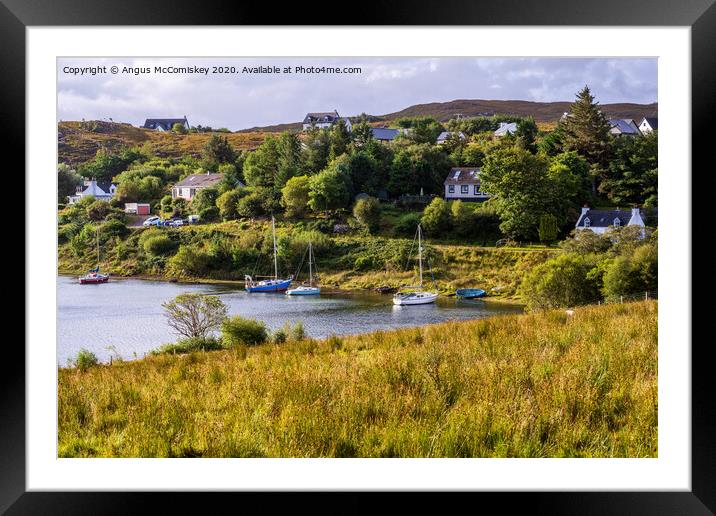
58, 301, 657, 458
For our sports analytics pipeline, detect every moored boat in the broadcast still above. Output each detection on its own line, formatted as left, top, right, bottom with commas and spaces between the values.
79, 227, 109, 284
245, 216, 292, 293
287, 241, 320, 296
456, 288, 486, 299
393, 224, 438, 306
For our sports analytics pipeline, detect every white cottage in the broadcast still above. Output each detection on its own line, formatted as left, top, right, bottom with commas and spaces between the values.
638, 117, 658, 134
443, 167, 489, 202
67, 179, 117, 204
575, 206, 645, 235
302, 111, 352, 131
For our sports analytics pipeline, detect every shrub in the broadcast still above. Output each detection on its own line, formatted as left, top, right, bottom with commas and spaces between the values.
236, 191, 265, 218
162, 293, 228, 339
353, 197, 382, 233
289, 321, 306, 341
102, 219, 130, 239
216, 189, 243, 220
393, 212, 421, 237
420, 198, 451, 235
74, 348, 99, 372
221, 316, 269, 347
167, 246, 211, 276
85, 200, 112, 221
143, 235, 178, 256
602, 243, 657, 301
519, 253, 601, 310
199, 206, 220, 222
153, 336, 223, 355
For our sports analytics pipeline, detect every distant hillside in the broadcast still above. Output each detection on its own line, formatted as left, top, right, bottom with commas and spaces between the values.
58, 121, 266, 166
237, 99, 658, 132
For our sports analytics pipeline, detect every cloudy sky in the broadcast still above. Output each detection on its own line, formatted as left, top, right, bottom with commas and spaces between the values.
57, 57, 657, 131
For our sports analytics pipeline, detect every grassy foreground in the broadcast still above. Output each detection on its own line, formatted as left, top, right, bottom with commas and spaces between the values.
58, 301, 657, 458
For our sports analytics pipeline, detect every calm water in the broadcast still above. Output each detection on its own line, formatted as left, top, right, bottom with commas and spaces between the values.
57, 275, 524, 364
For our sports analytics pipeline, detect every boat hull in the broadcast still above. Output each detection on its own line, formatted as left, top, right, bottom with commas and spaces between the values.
246, 278, 292, 293
286, 286, 320, 296
393, 291, 439, 305
79, 275, 109, 284
456, 288, 486, 299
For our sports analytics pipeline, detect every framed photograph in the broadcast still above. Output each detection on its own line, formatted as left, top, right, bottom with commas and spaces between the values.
6, 0, 713, 512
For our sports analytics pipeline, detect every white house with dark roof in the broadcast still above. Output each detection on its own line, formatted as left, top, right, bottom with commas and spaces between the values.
436, 131, 466, 144
142, 117, 189, 131
171, 172, 241, 202
609, 119, 641, 137
575, 206, 645, 235
443, 167, 489, 202
493, 122, 517, 137
638, 117, 658, 134
302, 110, 352, 131
67, 179, 117, 204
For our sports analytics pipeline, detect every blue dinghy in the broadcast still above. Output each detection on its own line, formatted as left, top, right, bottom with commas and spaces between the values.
456, 288, 486, 299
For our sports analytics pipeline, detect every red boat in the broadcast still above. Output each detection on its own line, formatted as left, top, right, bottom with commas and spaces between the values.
79, 269, 109, 284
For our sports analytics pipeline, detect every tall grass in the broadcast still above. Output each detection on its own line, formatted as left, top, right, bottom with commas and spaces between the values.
58, 301, 657, 458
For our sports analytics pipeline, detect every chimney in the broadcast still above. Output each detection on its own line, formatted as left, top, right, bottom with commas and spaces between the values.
581, 205, 590, 216
632, 207, 640, 216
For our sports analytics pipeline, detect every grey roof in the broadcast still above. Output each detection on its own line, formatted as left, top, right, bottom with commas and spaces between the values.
143, 117, 188, 130
370, 127, 401, 141
173, 173, 225, 189
576, 209, 634, 228
303, 111, 340, 124
96, 181, 115, 193
494, 122, 517, 136
609, 119, 640, 135
437, 131, 465, 142
444, 167, 481, 185
641, 117, 658, 129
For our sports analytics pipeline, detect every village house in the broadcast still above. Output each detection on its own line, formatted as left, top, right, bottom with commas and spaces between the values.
142, 117, 190, 131
609, 119, 641, 137
574, 206, 646, 235
67, 179, 117, 204
443, 167, 489, 202
171, 172, 236, 202
436, 131, 466, 144
302, 110, 352, 131
493, 122, 517, 137
370, 127, 407, 143
638, 117, 658, 134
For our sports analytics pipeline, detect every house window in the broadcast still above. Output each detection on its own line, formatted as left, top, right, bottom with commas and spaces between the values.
584, 217, 591, 228
461, 185, 469, 194
448, 185, 455, 193
613, 218, 621, 227
474, 185, 479, 195
190, 188, 196, 198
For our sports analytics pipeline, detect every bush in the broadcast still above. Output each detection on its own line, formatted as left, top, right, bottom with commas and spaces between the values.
221, 316, 269, 347
216, 189, 243, 220
353, 197, 382, 233
519, 253, 601, 310
143, 235, 178, 256
420, 198, 451, 235
199, 206, 220, 222
393, 212, 421, 237
102, 218, 130, 239
602, 243, 657, 301
153, 336, 223, 355
236, 191, 265, 218
167, 246, 210, 276
74, 348, 99, 372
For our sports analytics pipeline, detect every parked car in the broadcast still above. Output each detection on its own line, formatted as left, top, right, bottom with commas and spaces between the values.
142, 216, 161, 227
168, 219, 185, 227
187, 215, 200, 224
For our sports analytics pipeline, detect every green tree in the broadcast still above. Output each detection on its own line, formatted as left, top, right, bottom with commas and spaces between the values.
600, 131, 658, 206
302, 127, 331, 174
243, 135, 279, 188
172, 122, 188, 134
281, 175, 311, 218
353, 196, 382, 233
480, 147, 553, 240
202, 134, 237, 170
191, 187, 219, 213
560, 86, 613, 192
515, 116, 538, 153
328, 119, 352, 161
421, 197, 451, 234
216, 188, 243, 220
161, 293, 228, 339
538, 214, 559, 244
352, 120, 374, 147
58, 164, 83, 203
308, 167, 351, 213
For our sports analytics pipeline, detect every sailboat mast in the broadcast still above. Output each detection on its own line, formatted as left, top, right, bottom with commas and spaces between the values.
308, 241, 313, 286
271, 216, 278, 280
418, 224, 423, 287
96, 226, 100, 267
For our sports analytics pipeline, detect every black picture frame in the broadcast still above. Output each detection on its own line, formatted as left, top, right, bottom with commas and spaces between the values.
5, 0, 713, 512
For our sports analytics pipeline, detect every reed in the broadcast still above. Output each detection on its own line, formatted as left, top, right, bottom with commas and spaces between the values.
58, 301, 657, 458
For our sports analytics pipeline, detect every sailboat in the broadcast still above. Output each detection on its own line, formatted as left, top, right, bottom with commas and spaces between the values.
286, 241, 321, 296
244, 216, 293, 293
393, 224, 438, 306
79, 226, 109, 284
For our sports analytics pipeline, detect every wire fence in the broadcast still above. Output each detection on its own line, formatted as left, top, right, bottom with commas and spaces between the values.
598, 290, 658, 305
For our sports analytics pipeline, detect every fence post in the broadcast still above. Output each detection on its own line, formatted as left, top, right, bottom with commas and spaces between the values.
620, 295, 623, 304
645, 291, 648, 301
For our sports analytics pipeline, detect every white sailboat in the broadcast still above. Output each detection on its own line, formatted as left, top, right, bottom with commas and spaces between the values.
286, 241, 321, 296
245, 216, 293, 292
79, 226, 109, 284
393, 224, 438, 306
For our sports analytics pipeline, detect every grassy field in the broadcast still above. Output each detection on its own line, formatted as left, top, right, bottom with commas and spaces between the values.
58, 300, 657, 458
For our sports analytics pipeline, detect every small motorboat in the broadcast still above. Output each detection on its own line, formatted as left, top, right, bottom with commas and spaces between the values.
456, 288, 486, 299
79, 268, 109, 284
